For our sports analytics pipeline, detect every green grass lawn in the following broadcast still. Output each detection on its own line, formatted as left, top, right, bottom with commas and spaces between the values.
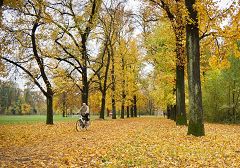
0, 115, 80, 125
0, 114, 156, 125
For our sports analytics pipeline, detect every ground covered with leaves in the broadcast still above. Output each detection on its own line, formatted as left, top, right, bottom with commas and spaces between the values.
1, 117, 240, 167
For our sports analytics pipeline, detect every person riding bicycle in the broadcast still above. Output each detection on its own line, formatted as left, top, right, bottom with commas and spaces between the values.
79, 103, 90, 124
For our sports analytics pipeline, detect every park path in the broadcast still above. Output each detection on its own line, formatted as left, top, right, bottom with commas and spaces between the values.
1, 117, 240, 167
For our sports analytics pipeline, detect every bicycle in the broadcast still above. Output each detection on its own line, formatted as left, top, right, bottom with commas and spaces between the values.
76, 115, 90, 131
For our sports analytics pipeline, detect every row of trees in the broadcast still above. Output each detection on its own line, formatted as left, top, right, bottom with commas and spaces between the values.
142, 0, 239, 136
0, 0, 145, 124
142, 0, 206, 136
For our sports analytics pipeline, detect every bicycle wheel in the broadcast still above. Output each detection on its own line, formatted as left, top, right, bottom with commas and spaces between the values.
76, 120, 84, 131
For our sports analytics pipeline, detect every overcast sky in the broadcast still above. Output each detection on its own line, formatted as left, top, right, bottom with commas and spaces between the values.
126, 0, 235, 10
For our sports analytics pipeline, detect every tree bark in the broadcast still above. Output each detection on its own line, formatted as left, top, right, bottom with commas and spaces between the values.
120, 56, 126, 119
150, 0, 187, 125
133, 95, 137, 117
185, 0, 205, 136
127, 106, 130, 118
130, 105, 134, 117
100, 94, 106, 119
62, 92, 67, 117
111, 51, 117, 119
173, 105, 176, 121
81, 70, 88, 105
174, 3, 187, 126
0, 0, 3, 23
232, 80, 236, 122
167, 105, 170, 119
81, 36, 89, 105
228, 84, 231, 118
121, 104, 124, 119
99, 46, 111, 119
46, 94, 53, 125
81, 0, 102, 104
32, 21, 54, 125
176, 65, 187, 125
112, 97, 116, 119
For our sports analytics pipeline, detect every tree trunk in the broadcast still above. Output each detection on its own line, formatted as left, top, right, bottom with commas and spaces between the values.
176, 65, 187, 125
112, 97, 116, 119
0, 0, 3, 24
62, 109, 65, 117
130, 105, 134, 117
174, 0, 187, 126
100, 93, 106, 119
167, 105, 170, 119
185, 0, 205, 136
120, 92, 126, 119
99, 47, 111, 119
173, 105, 176, 121
121, 104, 124, 119
154, 0, 187, 125
148, 99, 152, 115
120, 56, 126, 119
169, 105, 175, 120
228, 84, 231, 118
120, 92, 125, 119
32, 22, 54, 125
79, 0, 102, 104
233, 80, 236, 122
82, 69, 88, 105
133, 95, 137, 117
62, 92, 67, 117
46, 95, 53, 125
81, 37, 89, 105
127, 106, 130, 118
111, 51, 117, 119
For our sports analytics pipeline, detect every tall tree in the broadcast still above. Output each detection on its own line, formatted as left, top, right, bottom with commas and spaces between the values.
99, 0, 131, 119
133, 95, 137, 117
185, 0, 204, 136
93, 39, 111, 119
111, 46, 117, 119
98, 47, 111, 119
80, 0, 102, 105
1, 0, 55, 124
48, 0, 103, 105
120, 51, 126, 119
96, 0, 121, 119
148, 0, 187, 125
143, 21, 176, 116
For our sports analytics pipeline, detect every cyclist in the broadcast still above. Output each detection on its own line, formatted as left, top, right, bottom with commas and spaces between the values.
79, 103, 90, 124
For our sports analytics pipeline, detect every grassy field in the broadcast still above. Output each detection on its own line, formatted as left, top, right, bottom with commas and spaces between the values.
0, 115, 102, 125
0, 115, 76, 124
1, 117, 240, 167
